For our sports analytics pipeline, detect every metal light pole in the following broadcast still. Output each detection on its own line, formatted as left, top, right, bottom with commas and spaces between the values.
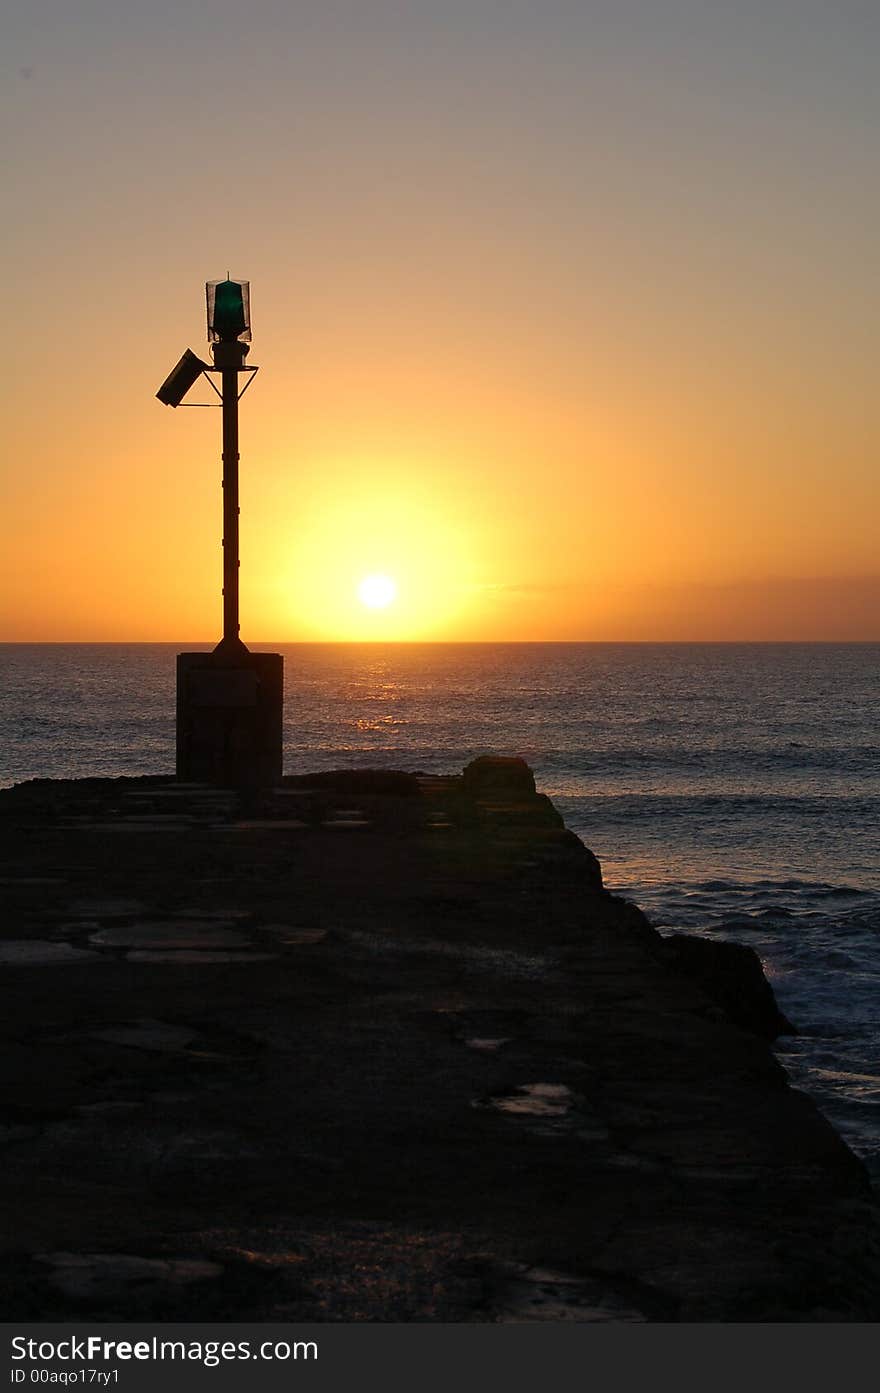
206, 279, 253, 654
156, 278, 283, 787
214, 339, 246, 651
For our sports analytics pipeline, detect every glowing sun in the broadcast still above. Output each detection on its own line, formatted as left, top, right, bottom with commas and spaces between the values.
357, 573, 398, 609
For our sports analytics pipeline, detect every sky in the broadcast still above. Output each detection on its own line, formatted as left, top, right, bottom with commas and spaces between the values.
2, 0, 878, 641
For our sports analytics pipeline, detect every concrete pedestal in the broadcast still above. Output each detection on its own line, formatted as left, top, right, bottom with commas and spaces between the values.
176, 650, 283, 788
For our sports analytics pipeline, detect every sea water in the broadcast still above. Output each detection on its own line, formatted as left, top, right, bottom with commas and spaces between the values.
2, 641, 878, 1175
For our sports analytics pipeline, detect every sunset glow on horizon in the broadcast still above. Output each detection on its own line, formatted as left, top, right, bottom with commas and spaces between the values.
3, 2, 879, 642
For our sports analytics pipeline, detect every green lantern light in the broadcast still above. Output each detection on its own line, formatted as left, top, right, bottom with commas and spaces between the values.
206, 278, 251, 344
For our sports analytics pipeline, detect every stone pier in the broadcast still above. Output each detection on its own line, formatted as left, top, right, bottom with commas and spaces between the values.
0, 760, 876, 1321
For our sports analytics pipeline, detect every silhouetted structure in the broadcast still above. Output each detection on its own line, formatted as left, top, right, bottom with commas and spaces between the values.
157, 279, 283, 787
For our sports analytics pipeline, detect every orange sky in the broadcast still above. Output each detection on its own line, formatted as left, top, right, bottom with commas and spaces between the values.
3, 2, 878, 641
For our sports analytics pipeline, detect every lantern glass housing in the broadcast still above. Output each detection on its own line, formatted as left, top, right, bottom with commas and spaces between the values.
206, 278, 251, 343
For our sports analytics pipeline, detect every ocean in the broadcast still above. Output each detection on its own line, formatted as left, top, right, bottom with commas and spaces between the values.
2, 641, 878, 1177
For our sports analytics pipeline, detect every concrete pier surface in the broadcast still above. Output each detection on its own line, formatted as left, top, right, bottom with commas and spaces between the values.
0, 759, 877, 1321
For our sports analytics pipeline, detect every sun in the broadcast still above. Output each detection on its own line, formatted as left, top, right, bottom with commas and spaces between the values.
357, 573, 398, 609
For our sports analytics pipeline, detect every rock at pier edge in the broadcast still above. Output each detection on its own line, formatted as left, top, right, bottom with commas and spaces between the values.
0, 758, 877, 1322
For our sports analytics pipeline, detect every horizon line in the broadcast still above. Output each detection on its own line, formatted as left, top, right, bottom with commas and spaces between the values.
3, 638, 880, 647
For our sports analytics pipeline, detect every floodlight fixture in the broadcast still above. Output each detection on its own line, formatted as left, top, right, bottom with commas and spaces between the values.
207, 278, 251, 344
156, 348, 211, 408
